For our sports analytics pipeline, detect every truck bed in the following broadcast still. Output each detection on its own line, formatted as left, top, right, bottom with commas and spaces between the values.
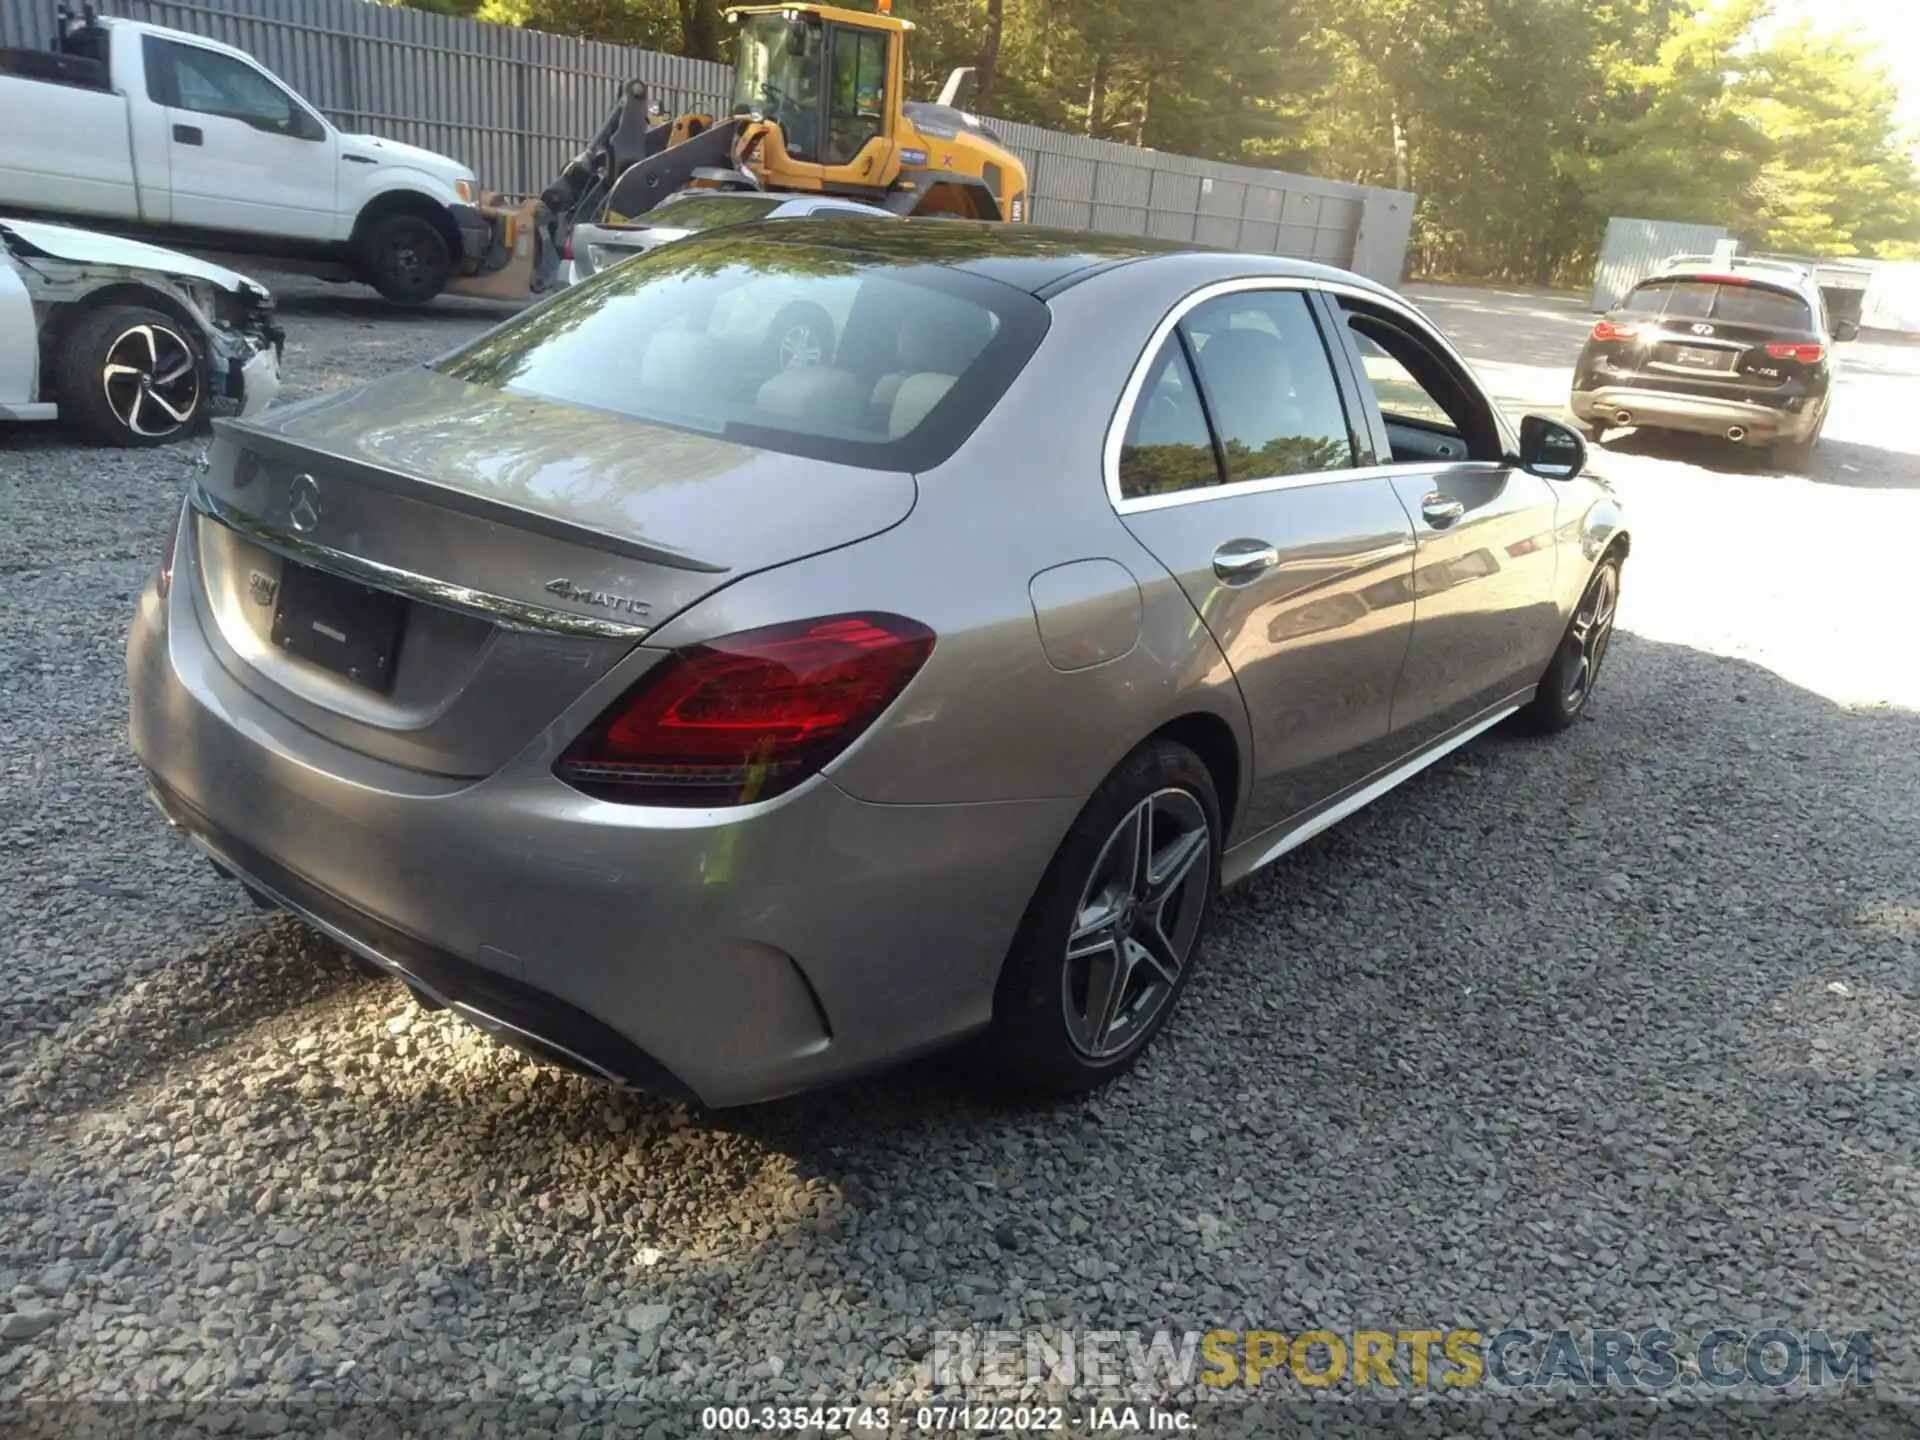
0, 69, 140, 221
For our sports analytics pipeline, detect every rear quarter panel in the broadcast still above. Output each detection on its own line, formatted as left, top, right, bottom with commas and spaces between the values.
641, 255, 1265, 824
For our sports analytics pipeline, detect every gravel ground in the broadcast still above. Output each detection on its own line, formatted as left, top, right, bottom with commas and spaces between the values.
1, 274, 1917, 1434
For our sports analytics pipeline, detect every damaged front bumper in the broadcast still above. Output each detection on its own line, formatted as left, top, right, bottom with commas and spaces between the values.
207, 303, 284, 419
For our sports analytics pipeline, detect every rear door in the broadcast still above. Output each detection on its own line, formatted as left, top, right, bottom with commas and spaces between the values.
1112, 282, 1417, 841
1327, 294, 1561, 747
142, 35, 338, 240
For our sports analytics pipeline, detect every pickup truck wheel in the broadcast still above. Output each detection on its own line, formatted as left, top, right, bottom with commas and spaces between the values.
358, 213, 452, 305
58, 305, 207, 448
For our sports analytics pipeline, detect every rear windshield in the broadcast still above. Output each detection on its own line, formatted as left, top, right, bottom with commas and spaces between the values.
645, 194, 786, 232
435, 229, 1048, 470
1622, 279, 1812, 328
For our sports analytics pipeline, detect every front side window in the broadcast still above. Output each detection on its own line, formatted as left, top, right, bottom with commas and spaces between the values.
435, 229, 1046, 472
827, 28, 888, 165
148, 38, 304, 134
1341, 300, 1501, 460
1117, 336, 1220, 500
1180, 290, 1353, 483
732, 13, 825, 160
1349, 329, 1455, 430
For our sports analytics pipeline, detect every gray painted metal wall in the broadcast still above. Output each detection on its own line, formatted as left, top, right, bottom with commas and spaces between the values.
1591, 216, 1730, 311
0, 0, 1415, 281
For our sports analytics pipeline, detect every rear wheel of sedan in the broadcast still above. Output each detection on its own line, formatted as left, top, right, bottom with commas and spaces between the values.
1519, 555, 1620, 734
987, 739, 1221, 1094
57, 304, 207, 448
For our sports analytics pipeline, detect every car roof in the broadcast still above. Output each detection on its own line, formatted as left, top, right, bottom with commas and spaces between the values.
703, 217, 1396, 298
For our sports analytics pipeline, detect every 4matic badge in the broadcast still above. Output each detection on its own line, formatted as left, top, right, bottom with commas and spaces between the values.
544, 578, 650, 616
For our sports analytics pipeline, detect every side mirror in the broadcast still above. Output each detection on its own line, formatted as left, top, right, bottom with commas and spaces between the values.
1517, 413, 1587, 480
1833, 318, 1860, 343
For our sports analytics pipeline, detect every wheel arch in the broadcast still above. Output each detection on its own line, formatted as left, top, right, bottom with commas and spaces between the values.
36, 283, 210, 396
350, 189, 462, 258
1148, 710, 1244, 841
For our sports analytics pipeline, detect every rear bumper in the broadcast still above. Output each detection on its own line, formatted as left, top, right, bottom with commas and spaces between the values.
127, 567, 1078, 1107
1571, 386, 1819, 445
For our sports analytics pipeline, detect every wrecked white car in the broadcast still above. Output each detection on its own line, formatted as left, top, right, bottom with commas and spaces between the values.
0, 218, 282, 447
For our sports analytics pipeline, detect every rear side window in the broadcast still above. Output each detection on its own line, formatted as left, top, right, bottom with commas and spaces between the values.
1622, 279, 1812, 328
1117, 337, 1221, 500
435, 232, 1047, 471
1181, 290, 1353, 482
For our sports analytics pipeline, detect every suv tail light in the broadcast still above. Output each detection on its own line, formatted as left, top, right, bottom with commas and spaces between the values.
556, 614, 935, 806
1592, 319, 1641, 343
1765, 341, 1825, 364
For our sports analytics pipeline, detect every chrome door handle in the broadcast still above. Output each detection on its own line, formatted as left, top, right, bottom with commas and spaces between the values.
1420, 493, 1466, 526
1212, 539, 1280, 582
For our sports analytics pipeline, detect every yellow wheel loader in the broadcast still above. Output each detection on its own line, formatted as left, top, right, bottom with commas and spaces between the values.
462, 1, 1029, 298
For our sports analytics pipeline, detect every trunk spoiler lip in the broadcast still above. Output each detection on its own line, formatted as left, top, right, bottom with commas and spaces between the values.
187, 480, 653, 644
209, 416, 730, 576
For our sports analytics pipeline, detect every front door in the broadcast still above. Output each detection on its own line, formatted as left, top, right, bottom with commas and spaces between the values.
143, 35, 338, 242
1113, 285, 1418, 841
1331, 303, 1562, 745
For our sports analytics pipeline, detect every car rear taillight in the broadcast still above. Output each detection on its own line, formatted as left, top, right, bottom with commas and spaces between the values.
1765, 341, 1825, 364
555, 614, 935, 806
1592, 319, 1640, 342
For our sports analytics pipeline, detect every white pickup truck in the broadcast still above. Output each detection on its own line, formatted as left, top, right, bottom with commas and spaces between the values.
0, 10, 529, 303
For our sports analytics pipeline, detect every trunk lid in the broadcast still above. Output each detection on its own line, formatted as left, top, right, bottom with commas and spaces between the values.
187, 367, 915, 777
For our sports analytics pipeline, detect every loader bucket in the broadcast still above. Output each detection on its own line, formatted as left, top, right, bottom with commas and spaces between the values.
444, 195, 555, 302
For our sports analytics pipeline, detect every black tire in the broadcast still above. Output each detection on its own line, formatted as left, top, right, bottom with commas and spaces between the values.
356, 212, 452, 305
1519, 555, 1621, 734
56, 304, 208, 448
763, 302, 835, 372
986, 739, 1222, 1094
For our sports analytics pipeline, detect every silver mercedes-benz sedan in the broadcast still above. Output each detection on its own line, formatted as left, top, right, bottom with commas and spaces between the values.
128, 221, 1627, 1107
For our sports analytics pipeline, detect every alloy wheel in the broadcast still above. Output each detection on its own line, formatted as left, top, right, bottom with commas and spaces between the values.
1061, 788, 1212, 1060
101, 323, 200, 438
1564, 565, 1619, 709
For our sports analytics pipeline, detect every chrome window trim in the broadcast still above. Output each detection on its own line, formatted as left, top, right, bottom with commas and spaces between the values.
1103, 275, 1510, 515
188, 483, 652, 642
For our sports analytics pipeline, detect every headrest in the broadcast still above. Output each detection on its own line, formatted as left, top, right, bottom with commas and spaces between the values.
889, 373, 957, 438
756, 366, 870, 432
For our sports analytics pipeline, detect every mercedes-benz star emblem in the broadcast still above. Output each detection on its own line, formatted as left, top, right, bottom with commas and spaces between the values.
287, 474, 323, 534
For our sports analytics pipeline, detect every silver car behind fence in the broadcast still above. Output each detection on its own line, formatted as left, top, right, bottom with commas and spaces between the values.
128, 220, 1627, 1106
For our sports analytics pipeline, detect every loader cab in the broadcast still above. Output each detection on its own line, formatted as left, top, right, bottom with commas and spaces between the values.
728, 5, 903, 181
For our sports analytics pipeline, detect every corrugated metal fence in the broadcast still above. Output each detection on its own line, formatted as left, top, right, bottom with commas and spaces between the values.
1590, 216, 1730, 311
0, 0, 1416, 281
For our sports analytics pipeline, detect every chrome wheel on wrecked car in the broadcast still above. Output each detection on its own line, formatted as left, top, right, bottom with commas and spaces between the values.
102, 320, 201, 439
57, 303, 209, 448
1063, 788, 1212, 1060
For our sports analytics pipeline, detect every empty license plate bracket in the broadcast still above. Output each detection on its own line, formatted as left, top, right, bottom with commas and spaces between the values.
270, 561, 407, 694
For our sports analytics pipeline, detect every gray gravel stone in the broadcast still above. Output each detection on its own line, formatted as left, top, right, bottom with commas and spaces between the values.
1, 280, 1917, 1428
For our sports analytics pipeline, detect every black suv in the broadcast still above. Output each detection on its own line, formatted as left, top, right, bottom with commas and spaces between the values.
1570, 258, 1858, 469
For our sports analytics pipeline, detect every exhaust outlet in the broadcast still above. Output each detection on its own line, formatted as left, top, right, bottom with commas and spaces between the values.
1726, 425, 1746, 442
1614, 409, 1633, 426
